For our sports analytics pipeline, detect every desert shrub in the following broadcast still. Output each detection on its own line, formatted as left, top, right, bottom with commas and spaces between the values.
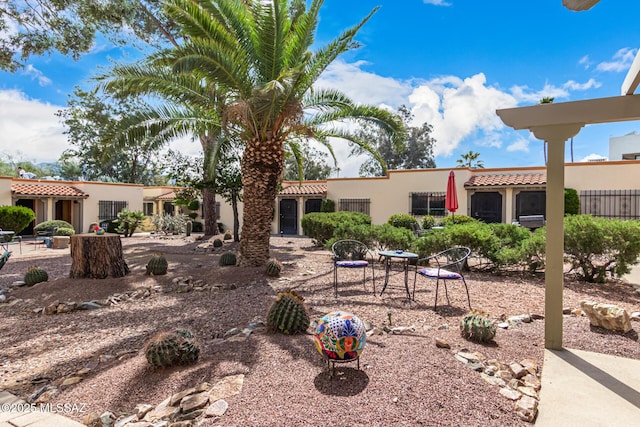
34, 220, 74, 233
387, 213, 418, 231
371, 223, 415, 251
320, 199, 335, 212
421, 215, 436, 229
521, 227, 546, 272
327, 223, 376, 249
54, 227, 75, 236
437, 215, 478, 227
564, 188, 580, 215
115, 209, 145, 237
487, 223, 533, 267
187, 199, 200, 211
0, 205, 35, 234
187, 212, 198, 220
301, 212, 371, 246
152, 213, 189, 235
564, 215, 640, 282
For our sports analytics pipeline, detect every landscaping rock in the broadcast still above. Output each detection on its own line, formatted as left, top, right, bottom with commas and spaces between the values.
580, 300, 632, 333
435, 338, 450, 349
205, 400, 228, 417
179, 391, 209, 413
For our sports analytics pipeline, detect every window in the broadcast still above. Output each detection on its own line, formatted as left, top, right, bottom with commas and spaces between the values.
410, 192, 446, 216
143, 202, 154, 216
516, 191, 546, 218
580, 190, 640, 219
339, 198, 370, 215
98, 200, 127, 220
305, 199, 322, 214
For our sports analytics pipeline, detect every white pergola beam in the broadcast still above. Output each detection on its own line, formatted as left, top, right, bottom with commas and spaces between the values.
622, 50, 640, 96
497, 94, 640, 129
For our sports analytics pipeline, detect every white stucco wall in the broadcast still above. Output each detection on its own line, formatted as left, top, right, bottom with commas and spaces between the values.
609, 132, 640, 160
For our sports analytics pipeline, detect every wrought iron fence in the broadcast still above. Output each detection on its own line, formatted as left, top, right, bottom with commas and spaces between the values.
339, 198, 371, 215
580, 190, 640, 219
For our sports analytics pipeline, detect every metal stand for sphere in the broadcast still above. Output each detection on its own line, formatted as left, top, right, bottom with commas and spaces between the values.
325, 356, 360, 378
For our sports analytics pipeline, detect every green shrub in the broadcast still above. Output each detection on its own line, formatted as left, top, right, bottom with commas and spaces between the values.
564, 215, 640, 282
320, 199, 335, 212
187, 199, 200, 211
437, 215, 478, 227
54, 227, 75, 236
34, 220, 74, 233
152, 213, 189, 235
187, 212, 198, 220
421, 215, 436, 229
301, 212, 371, 246
115, 209, 145, 237
0, 205, 35, 234
564, 188, 579, 215
387, 213, 418, 231
371, 224, 415, 251
327, 223, 376, 249
521, 227, 546, 272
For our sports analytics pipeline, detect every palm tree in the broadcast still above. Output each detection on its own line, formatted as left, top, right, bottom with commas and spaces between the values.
157, 0, 404, 266
456, 150, 485, 169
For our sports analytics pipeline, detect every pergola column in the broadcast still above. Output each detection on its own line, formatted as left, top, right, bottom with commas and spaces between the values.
531, 124, 584, 349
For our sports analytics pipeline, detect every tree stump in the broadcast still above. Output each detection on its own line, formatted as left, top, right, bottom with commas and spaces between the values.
70, 233, 130, 279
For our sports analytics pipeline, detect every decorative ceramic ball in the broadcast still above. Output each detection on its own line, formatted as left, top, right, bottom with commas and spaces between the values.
96, 228, 105, 235
313, 311, 366, 361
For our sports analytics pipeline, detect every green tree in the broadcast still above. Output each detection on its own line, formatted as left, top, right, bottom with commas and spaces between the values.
353, 105, 436, 177
56, 87, 167, 184
153, 0, 404, 266
0, 0, 178, 71
283, 144, 333, 181
456, 150, 485, 169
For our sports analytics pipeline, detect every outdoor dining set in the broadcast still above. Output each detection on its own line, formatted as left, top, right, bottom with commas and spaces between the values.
331, 239, 472, 311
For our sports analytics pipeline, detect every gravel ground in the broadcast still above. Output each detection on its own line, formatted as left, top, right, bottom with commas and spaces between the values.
1, 234, 639, 426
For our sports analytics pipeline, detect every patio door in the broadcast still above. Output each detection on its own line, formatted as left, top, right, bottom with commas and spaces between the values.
279, 199, 298, 235
471, 192, 502, 223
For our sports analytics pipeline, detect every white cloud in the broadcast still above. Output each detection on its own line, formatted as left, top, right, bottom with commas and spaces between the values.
0, 90, 67, 163
578, 55, 591, 69
563, 78, 601, 91
315, 60, 412, 107
580, 153, 608, 162
423, 0, 452, 6
510, 83, 569, 104
506, 138, 530, 153
22, 64, 52, 86
596, 48, 637, 72
408, 73, 518, 157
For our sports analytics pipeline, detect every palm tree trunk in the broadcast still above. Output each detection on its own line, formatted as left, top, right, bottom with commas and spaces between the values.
239, 137, 284, 266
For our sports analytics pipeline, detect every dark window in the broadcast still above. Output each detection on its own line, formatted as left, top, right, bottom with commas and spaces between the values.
516, 191, 546, 219
339, 199, 370, 215
98, 200, 127, 221
410, 192, 446, 216
305, 199, 322, 214
143, 202, 154, 216
580, 190, 640, 219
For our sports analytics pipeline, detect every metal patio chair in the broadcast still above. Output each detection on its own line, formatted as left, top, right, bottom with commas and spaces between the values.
412, 246, 472, 310
0, 250, 11, 271
331, 239, 375, 297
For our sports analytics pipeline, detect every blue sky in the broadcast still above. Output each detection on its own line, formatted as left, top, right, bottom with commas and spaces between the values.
1, 0, 639, 177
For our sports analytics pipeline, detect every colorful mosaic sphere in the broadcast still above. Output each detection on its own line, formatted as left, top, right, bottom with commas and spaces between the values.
313, 311, 366, 361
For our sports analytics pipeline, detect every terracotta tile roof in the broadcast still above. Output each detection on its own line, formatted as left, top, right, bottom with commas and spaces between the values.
157, 191, 177, 200
11, 183, 89, 198
279, 182, 327, 196
465, 173, 547, 187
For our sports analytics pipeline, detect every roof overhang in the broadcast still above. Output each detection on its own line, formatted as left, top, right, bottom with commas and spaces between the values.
562, 0, 600, 11
497, 94, 640, 131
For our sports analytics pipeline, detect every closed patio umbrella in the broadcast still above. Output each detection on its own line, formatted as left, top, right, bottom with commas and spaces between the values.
446, 170, 458, 221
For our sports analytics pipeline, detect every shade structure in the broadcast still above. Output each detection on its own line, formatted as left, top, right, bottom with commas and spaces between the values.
446, 171, 459, 216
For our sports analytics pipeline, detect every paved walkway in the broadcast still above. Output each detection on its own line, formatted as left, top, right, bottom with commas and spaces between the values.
536, 348, 640, 426
0, 391, 83, 427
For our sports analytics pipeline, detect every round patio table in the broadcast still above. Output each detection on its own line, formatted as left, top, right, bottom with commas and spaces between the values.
378, 250, 418, 299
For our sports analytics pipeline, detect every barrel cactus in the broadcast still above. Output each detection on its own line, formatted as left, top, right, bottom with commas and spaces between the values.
267, 289, 310, 335
460, 311, 496, 343
146, 253, 168, 275
24, 266, 48, 286
213, 238, 223, 248
219, 252, 237, 266
265, 258, 283, 277
145, 329, 200, 368
223, 230, 232, 241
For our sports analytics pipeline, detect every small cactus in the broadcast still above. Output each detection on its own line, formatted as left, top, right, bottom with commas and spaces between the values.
266, 289, 310, 335
219, 252, 237, 266
24, 266, 48, 286
265, 258, 283, 277
213, 238, 223, 248
223, 230, 232, 241
144, 329, 200, 368
146, 253, 168, 275
460, 310, 496, 343
186, 220, 193, 237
